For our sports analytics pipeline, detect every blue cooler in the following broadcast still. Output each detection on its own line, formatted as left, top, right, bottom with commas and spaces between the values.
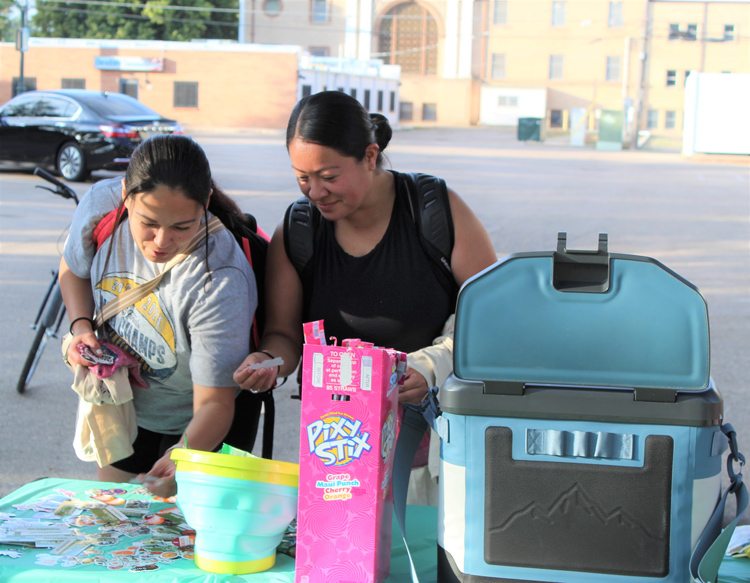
419, 234, 744, 583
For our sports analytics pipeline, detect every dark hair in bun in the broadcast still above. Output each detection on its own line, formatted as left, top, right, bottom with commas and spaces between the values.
286, 91, 392, 168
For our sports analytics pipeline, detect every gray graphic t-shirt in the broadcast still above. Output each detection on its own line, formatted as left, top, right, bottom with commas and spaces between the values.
64, 178, 256, 434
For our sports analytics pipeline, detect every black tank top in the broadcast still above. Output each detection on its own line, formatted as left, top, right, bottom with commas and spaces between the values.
305, 171, 453, 353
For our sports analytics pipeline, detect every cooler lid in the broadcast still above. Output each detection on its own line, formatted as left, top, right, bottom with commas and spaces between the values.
454, 234, 710, 401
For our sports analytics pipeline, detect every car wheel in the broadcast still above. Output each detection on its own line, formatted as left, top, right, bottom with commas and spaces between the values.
57, 142, 89, 182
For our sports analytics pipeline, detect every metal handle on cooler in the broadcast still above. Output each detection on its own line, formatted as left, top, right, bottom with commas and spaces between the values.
553, 232, 611, 293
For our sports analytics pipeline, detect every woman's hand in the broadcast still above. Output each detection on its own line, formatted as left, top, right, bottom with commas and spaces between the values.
138, 449, 177, 498
66, 330, 102, 368
399, 367, 429, 405
233, 352, 278, 393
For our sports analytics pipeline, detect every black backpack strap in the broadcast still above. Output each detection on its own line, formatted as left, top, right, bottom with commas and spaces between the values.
284, 197, 320, 288
284, 198, 321, 402
401, 172, 459, 304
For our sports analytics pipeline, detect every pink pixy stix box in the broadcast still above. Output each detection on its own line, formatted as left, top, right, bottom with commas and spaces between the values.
295, 340, 403, 583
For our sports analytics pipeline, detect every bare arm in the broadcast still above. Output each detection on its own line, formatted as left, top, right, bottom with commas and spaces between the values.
59, 256, 100, 367
446, 187, 497, 286
143, 384, 236, 497
234, 219, 305, 391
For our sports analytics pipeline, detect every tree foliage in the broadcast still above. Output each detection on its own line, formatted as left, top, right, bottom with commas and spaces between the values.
32, 0, 239, 41
0, 0, 19, 43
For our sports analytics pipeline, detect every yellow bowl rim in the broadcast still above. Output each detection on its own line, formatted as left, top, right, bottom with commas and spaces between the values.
171, 448, 299, 477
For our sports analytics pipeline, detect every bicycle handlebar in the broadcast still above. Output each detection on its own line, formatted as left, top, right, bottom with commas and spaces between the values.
33, 167, 79, 204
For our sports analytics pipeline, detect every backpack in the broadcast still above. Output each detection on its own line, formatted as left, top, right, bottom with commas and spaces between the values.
92, 207, 275, 458
283, 171, 459, 304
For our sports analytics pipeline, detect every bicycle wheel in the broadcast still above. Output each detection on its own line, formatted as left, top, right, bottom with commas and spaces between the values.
16, 325, 47, 394
17, 281, 65, 394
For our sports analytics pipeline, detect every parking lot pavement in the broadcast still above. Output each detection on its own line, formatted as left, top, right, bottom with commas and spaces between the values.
1, 127, 747, 525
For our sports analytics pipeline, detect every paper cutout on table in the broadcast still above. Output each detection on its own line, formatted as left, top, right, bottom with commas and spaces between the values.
0, 483, 298, 574
727, 525, 750, 558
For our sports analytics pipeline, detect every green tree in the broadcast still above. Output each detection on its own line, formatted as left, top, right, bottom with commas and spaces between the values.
32, 0, 239, 41
202, 0, 238, 40
0, 0, 19, 43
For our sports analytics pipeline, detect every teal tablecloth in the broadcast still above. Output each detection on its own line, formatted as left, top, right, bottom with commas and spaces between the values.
0, 478, 747, 582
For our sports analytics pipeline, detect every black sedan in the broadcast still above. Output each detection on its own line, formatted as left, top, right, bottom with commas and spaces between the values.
0, 89, 182, 181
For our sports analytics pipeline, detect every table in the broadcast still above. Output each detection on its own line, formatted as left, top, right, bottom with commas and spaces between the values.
0, 478, 747, 582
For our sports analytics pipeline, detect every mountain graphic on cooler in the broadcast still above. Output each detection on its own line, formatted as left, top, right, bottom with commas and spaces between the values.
489, 482, 660, 542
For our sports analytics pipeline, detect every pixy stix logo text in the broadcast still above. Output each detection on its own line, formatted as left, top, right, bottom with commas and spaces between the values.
306, 412, 372, 466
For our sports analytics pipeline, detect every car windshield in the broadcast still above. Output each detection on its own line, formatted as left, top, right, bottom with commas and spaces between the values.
72, 93, 161, 117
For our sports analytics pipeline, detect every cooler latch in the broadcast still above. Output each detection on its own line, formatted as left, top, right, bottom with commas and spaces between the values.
483, 380, 525, 396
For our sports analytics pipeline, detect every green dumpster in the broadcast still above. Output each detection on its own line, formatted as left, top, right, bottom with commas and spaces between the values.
596, 110, 623, 150
517, 117, 543, 142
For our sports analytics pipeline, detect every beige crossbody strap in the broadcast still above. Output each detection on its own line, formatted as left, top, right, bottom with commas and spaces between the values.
93, 217, 226, 328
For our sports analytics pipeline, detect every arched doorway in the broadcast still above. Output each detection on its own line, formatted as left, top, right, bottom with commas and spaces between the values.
378, 2, 438, 75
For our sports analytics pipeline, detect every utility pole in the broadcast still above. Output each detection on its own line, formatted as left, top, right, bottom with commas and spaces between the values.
15, 1, 30, 96
631, 0, 652, 150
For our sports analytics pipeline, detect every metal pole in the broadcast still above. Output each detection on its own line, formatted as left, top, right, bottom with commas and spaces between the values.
17, 1, 28, 96
631, 0, 652, 150
700, 1, 708, 72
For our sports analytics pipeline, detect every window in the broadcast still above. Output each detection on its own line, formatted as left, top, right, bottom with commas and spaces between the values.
493, 0, 507, 25
665, 111, 676, 129
120, 78, 138, 99
646, 109, 659, 130
724, 25, 735, 41
364, 89, 371, 110
173, 81, 198, 107
549, 110, 563, 128
668, 23, 680, 41
312, 0, 328, 23
302, 85, 312, 98
497, 95, 518, 107
551, 2, 566, 27
309, 47, 329, 57
350, 88, 357, 100
263, 0, 281, 17
608, 2, 623, 27
11, 77, 36, 97
422, 103, 437, 121
62, 78, 85, 89
666, 70, 676, 87
378, 2, 438, 75
35, 96, 76, 117
685, 24, 697, 41
400, 101, 413, 121
1, 94, 36, 116
377, 90, 384, 111
491, 53, 506, 79
606, 56, 621, 82
549, 55, 563, 80
389, 91, 396, 112
684, 70, 691, 86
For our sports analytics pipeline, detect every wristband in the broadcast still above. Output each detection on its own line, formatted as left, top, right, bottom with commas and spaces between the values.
259, 350, 275, 360
69, 316, 95, 335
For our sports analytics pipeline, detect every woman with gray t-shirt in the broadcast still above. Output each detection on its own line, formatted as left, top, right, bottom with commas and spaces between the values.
60, 135, 256, 497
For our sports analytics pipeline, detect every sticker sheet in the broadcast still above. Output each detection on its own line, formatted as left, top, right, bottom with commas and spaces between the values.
0, 486, 192, 572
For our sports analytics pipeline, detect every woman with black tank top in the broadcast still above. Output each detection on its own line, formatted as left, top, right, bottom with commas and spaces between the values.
233, 89, 495, 422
